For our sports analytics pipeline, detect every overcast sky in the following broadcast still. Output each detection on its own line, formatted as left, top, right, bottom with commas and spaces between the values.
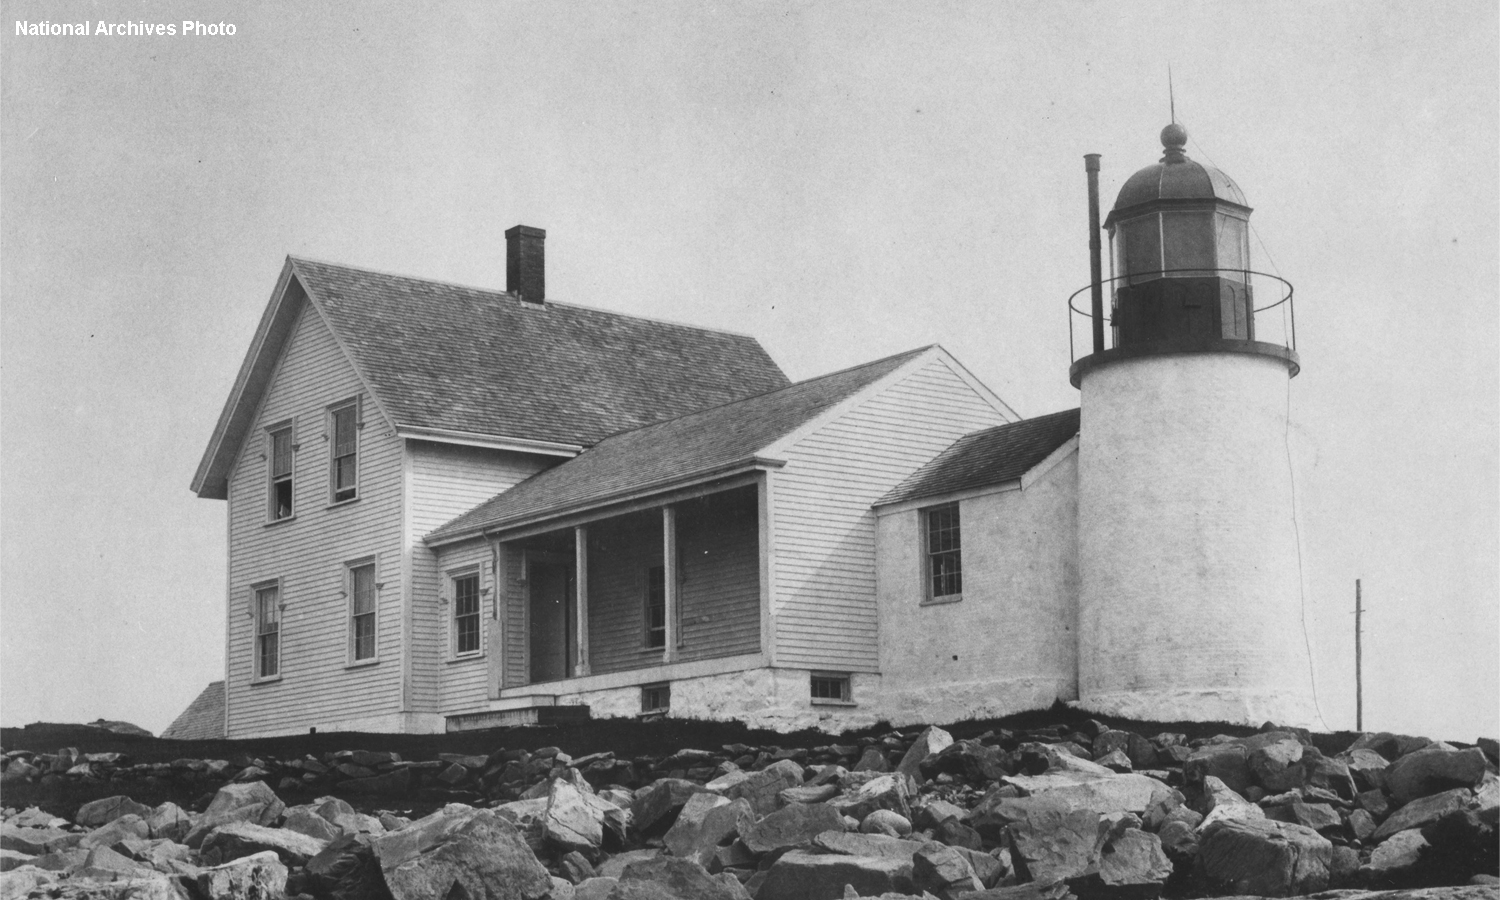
2, 1, 1495, 739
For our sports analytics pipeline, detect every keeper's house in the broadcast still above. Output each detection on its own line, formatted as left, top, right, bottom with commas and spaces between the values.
185, 224, 1089, 738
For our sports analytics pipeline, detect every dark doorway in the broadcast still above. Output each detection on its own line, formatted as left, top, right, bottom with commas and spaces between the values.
529, 559, 574, 683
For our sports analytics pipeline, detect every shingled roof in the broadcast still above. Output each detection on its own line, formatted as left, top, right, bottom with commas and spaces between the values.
878, 407, 1080, 506
160, 680, 225, 741
192, 258, 788, 498
427, 347, 935, 543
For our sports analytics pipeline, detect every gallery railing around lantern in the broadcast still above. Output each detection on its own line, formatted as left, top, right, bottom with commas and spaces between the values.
1067, 267, 1297, 375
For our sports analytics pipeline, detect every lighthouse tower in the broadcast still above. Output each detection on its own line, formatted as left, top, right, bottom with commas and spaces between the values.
1072, 123, 1318, 727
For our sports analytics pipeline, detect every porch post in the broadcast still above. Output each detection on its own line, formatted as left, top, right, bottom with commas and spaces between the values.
573, 526, 591, 677
487, 539, 504, 699
663, 505, 679, 663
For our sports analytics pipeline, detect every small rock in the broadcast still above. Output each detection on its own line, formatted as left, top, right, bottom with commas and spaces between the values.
896, 726, 954, 784
912, 840, 982, 896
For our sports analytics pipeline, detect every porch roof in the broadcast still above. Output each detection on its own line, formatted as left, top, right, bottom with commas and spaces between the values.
426, 347, 932, 544
876, 407, 1080, 506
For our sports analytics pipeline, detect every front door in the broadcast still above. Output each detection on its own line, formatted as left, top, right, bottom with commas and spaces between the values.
529, 560, 573, 683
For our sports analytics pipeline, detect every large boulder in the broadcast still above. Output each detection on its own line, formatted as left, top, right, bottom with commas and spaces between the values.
195, 849, 289, 900
664, 795, 752, 865
546, 778, 606, 852
1184, 743, 1253, 795
1363, 828, 1430, 883
75, 795, 153, 828
185, 781, 286, 847
830, 774, 914, 822
812, 829, 926, 860
721, 759, 804, 818
199, 819, 329, 867
1247, 739, 1306, 792
741, 802, 846, 854
306, 832, 392, 900
1195, 817, 1331, 896
1385, 747, 1491, 805
1003, 800, 1101, 883
756, 848, 916, 900
374, 804, 552, 900
632, 778, 705, 834
145, 802, 194, 843
605, 855, 749, 900
1372, 788, 1474, 842
912, 840, 982, 896
0, 824, 79, 856
896, 726, 954, 783
79, 813, 150, 849
1001, 770, 1167, 819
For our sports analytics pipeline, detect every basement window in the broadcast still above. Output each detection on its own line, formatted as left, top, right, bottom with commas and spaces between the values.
810, 673, 852, 705
641, 683, 670, 714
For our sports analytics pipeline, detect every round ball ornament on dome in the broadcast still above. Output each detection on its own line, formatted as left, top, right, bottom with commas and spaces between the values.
1160, 122, 1188, 160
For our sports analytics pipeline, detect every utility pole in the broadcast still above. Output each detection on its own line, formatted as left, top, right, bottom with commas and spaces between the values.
1355, 579, 1363, 732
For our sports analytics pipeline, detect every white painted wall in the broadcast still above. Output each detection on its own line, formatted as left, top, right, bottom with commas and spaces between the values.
772, 354, 1011, 673
1077, 352, 1319, 726
225, 303, 404, 737
876, 452, 1080, 727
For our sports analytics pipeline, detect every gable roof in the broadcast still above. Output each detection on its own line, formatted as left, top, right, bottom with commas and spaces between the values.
426, 347, 935, 544
877, 407, 1080, 506
192, 257, 789, 498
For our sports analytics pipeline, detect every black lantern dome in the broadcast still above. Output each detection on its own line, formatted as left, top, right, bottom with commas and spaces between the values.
1102, 124, 1257, 348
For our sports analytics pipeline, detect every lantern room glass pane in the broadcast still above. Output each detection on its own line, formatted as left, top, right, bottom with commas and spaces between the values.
1215, 214, 1249, 283
1162, 211, 1215, 277
1116, 215, 1162, 285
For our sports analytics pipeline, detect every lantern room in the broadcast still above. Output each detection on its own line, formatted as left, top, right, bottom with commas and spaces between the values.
1104, 122, 1254, 347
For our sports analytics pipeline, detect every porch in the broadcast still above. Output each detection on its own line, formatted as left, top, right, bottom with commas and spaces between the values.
490, 483, 764, 707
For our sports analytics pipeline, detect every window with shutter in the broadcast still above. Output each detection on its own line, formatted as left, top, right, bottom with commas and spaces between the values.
330, 402, 358, 503
350, 562, 376, 661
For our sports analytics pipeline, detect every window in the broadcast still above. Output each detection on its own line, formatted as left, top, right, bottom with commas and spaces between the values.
453, 572, 481, 656
644, 566, 666, 649
330, 401, 359, 503
641, 683, 670, 713
925, 503, 962, 599
267, 425, 294, 520
255, 584, 281, 678
349, 562, 376, 661
810, 673, 851, 703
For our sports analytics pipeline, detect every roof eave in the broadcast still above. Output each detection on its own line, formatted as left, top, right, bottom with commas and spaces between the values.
423, 455, 786, 548
190, 259, 302, 500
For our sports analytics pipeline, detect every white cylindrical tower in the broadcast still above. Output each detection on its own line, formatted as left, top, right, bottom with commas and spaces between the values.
1072, 124, 1318, 727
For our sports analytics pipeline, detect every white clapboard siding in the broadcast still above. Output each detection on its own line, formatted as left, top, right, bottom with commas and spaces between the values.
408, 443, 552, 714
499, 544, 527, 689
676, 487, 760, 662
772, 356, 1008, 672
428, 540, 493, 715
584, 510, 665, 675
225, 304, 404, 737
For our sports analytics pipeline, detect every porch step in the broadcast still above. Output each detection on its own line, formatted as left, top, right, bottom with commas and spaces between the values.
445, 705, 591, 732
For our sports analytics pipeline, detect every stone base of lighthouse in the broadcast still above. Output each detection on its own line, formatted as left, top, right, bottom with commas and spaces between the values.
1075, 349, 1319, 728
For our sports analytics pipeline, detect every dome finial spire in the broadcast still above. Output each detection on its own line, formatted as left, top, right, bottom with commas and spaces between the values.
1168, 63, 1176, 125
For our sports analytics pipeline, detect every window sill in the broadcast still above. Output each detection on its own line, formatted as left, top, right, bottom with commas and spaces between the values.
250, 675, 282, 685
811, 698, 856, 707
446, 653, 485, 665
263, 516, 296, 528
920, 594, 963, 607
345, 658, 380, 670
326, 497, 360, 510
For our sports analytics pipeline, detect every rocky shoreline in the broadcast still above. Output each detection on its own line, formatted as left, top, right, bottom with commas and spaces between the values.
1, 719, 1495, 899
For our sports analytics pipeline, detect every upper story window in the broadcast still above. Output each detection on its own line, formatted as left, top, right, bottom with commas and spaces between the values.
925, 502, 962, 600
349, 561, 377, 662
644, 565, 666, 649
330, 401, 359, 504
453, 571, 481, 656
255, 583, 281, 678
267, 425, 294, 521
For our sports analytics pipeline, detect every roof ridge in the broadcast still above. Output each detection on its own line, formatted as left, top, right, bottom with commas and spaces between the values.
288, 255, 765, 341
581, 345, 937, 445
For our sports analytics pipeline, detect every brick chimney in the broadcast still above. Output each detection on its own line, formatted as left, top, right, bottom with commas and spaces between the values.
505, 225, 546, 304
